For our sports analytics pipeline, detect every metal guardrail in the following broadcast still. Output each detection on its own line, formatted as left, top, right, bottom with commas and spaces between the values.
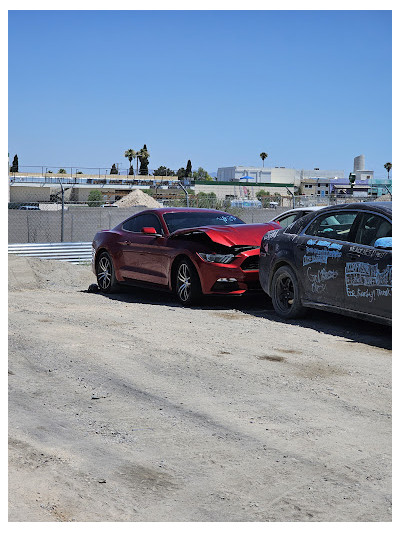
8, 242, 92, 265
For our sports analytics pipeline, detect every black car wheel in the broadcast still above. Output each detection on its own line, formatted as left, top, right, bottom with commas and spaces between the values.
96, 252, 119, 293
271, 265, 305, 319
175, 258, 202, 306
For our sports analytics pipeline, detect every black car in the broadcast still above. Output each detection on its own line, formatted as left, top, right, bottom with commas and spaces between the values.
259, 202, 392, 325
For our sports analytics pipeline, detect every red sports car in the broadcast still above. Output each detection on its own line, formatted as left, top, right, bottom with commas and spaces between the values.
92, 207, 280, 305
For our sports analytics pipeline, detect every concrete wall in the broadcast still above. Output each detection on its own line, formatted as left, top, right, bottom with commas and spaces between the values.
10, 186, 52, 202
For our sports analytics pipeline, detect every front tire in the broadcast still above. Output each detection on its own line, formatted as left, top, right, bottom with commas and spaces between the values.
175, 258, 202, 306
271, 265, 305, 319
96, 252, 119, 293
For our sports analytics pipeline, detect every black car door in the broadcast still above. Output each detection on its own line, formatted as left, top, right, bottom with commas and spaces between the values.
293, 210, 358, 308
343, 211, 392, 320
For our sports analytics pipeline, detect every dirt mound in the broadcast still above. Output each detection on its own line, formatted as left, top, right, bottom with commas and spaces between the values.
114, 189, 161, 208
8, 255, 95, 292
374, 194, 391, 201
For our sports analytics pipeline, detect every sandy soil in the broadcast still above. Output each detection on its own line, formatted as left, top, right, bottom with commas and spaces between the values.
8, 255, 392, 522
114, 189, 161, 208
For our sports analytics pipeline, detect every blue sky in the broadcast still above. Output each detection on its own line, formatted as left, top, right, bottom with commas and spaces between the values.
8, 10, 392, 176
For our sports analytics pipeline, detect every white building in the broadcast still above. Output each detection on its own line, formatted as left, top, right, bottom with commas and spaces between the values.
353, 154, 374, 181
217, 166, 344, 186
217, 166, 300, 184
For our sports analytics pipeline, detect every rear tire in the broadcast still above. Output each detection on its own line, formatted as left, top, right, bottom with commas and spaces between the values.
96, 252, 119, 293
271, 265, 306, 319
174, 258, 202, 306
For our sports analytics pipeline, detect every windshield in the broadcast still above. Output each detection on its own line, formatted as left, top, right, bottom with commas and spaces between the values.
163, 212, 245, 233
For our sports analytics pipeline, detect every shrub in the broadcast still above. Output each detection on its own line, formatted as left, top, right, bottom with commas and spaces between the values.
87, 190, 103, 207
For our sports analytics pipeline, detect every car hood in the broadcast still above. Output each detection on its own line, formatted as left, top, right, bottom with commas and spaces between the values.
170, 222, 280, 247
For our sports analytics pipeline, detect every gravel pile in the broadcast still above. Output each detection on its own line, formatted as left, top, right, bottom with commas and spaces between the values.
374, 194, 391, 201
8, 255, 94, 292
114, 189, 161, 208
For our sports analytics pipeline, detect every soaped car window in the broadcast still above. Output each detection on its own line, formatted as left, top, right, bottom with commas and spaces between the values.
163, 212, 245, 233
353, 213, 392, 247
305, 211, 358, 241
122, 213, 163, 233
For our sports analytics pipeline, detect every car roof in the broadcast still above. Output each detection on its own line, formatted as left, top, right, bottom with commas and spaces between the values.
136, 207, 234, 216
277, 206, 323, 213
317, 201, 392, 216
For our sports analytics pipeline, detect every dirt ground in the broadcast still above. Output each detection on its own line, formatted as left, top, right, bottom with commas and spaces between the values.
8, 255, 392, 522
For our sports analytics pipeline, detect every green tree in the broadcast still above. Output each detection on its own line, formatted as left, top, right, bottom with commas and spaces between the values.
384, 162, 392, 179
195, 191, 217, 208
176, 167, 186, 179
58, 168, 67, 174
87, 190, 103, 207
192, 167, 212, 181
124, 149, 137, 175
110, 164, 118, 175
153, 166, 175, 177
138, 144, 150, 175
185, 159, 192, 178
10, 154, 19, 173
256, 189, 271, 207
260, 152, 268, 167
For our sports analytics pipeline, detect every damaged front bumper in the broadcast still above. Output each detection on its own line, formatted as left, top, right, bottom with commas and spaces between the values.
195, 249, 261, 295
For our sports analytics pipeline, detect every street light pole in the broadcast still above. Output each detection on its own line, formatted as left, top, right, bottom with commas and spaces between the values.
286, 187, 295, 209
178, 181, 189, 207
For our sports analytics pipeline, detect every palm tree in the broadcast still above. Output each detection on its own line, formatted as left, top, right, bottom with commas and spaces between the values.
138, 145, 150, 160
384, 162, 392, 179
260, 152, 268, 167
124, 149, 137, 175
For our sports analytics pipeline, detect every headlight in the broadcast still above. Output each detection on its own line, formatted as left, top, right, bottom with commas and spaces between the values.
197, 253, 235, 264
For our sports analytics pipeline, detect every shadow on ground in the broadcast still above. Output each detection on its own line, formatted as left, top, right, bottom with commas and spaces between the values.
83, 285, 392, 351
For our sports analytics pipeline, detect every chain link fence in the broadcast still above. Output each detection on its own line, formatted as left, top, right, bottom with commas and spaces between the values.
8, 194, 379, 245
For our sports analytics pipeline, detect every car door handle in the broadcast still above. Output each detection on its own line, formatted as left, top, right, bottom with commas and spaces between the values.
121, 240, 131, 245
347, 251, 361, 260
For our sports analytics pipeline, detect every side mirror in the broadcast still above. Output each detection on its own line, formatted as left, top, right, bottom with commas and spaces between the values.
142, 227, 162, 236
374, 237, 392, 250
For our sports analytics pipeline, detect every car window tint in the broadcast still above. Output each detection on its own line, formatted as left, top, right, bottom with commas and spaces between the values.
122, 213, 162, 233
306, 211, 358, 241
276, 213, 299, 228
163, 212, 245, 233
354, 213, 392, 247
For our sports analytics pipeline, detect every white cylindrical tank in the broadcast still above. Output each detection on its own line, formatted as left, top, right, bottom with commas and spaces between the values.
354, 155, 365, 172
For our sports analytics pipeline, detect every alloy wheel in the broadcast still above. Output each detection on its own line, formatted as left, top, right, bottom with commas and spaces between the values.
177, 263, 191, 302
97, 256, 112, 290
